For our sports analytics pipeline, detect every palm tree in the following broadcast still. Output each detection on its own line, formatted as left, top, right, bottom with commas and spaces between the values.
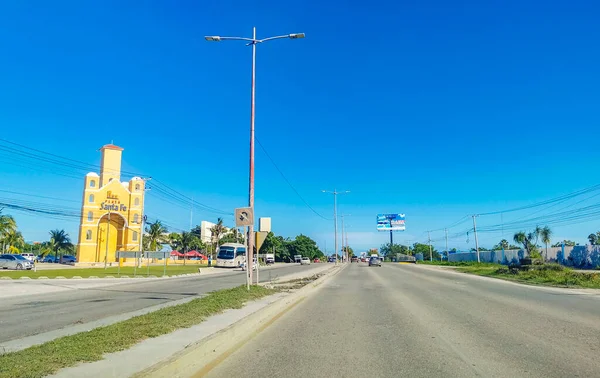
588, 233, 598, 246
48, 229, 73, 259
0, 211, 17, 253
145, 221, 168, 251
513, 231, 527, 251
3, 229, 25, 253
539, 226, 552, 260
209, 218, 226, 259
175, 231, 198, 266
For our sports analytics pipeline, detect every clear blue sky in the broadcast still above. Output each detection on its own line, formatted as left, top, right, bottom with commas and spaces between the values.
1, 1, 599, 252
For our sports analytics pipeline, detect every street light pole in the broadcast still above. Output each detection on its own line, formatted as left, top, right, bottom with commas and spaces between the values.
322, 190, 349, 265
206, 28, 305, 285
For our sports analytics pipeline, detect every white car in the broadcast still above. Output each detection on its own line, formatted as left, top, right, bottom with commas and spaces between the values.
300, 257, 311, 265
20, 253, 35, 262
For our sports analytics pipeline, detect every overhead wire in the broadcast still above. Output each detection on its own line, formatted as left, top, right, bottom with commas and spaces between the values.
256, 137, 330, 221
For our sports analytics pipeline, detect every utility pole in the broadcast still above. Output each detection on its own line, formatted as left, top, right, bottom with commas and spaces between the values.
472, 214, 480, 263
428, 231, 432, 261
341, 215, 345, 262
341, 214, 351, 263
322, 190, 350, 265
445, 228, 449, 261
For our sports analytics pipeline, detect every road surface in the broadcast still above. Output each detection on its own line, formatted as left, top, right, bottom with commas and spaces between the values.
0, 264, 321, 344
205, 263, 600, 378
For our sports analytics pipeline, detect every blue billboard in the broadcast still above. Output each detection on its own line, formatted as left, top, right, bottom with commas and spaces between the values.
377, 214, 406, 232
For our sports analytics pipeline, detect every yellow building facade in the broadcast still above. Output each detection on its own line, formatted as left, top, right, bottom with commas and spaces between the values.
76, 144, 145, 264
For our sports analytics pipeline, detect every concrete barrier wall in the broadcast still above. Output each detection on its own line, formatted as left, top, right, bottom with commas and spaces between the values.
448, 246, 600, 268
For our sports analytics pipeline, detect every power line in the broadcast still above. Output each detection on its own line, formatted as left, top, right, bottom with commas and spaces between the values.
256, 137, 330, 220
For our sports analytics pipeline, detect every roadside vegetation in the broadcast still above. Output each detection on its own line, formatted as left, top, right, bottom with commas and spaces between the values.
456, 264, 600, 289
0, 285, 277, 378
0, 265, 202, 279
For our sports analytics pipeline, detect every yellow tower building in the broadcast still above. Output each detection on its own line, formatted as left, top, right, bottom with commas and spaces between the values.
76, 144, 145, 264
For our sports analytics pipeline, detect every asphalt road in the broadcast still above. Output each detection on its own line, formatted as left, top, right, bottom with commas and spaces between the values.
0, 264, 320, 344
206, 263, 600, 378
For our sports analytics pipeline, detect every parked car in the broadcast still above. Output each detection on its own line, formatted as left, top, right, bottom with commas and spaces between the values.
0, 254, 34, 270
61, 255, 77, 264
300, 257, 311, 265
20, 253, 35, 262
42, 255, 59, 263
369, 256, 382, 267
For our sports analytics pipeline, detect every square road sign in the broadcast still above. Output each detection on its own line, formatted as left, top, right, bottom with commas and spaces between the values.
235, 207, 254, 227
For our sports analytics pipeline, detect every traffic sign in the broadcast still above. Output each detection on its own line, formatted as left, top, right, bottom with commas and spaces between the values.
235, 207, 254, 227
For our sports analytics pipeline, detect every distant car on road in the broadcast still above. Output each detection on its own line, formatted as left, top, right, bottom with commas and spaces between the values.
60, 255, 77, 264
327, 257, 335, 263
351, 256, 358, 263
361, 257, 367, 262
0, 254, 34, 270
313, 258, 321, 263
42, 255, 58, 263
369, 256, 382, 267
300, 257, 311, 265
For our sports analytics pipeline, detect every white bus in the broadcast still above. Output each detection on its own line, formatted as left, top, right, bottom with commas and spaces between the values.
215, 243, 247, 268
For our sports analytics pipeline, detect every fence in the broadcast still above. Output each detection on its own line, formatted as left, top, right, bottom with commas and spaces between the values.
448, 245, 600, 268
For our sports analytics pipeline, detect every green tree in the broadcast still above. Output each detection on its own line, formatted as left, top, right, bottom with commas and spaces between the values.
540, 226, 552, 259
514, 230, 542, 258
379, 243, 410, 257
413, 242, 439, 260
3, 229, 25, 253
145, 221, 167, 251
552, 240, 577, 247
288, 234, 322, 260
0, 210, 17, 252
209, 218, 227, 259
588, 233, 598, 246
342, 245, 354, 257
48, 229, 73, 260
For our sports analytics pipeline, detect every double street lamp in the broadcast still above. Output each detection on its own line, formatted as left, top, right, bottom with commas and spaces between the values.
206, 28, 304, 284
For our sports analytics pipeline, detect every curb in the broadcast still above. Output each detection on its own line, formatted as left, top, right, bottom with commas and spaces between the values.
136, 264, 346, 378
0, 273, 204, 280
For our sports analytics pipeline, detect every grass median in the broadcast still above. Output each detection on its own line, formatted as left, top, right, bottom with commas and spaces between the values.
0, 285, 277, 378
0, 265, 203, 279
456, 265, 600, 289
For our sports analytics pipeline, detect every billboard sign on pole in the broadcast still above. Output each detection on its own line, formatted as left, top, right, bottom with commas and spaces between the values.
377, 214, 406, 231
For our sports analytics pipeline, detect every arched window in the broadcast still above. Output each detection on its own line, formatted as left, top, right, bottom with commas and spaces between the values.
88, 194, 94, 203
135, 183, 141, 191
132, 231, 138, 241
133, 214, 139, 224
87, 211, 93, 222
134, 197, 140, 207
89, 180, 96, 188
86, 230, 92, 240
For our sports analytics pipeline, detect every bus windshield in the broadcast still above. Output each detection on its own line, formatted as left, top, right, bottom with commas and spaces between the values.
217, 247, 235, 259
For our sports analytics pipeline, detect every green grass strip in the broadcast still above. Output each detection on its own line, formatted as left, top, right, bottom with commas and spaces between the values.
456, 266, 600, 289
0, 285, 276, 378
0, 265, 202, 279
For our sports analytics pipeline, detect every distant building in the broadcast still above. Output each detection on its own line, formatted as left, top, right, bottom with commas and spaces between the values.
199, 220, 230, 244
76, 144, 145, 264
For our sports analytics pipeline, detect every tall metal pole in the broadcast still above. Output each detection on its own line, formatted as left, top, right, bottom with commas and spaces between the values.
341, 214, 345, 263
428, 231, 432, 262
472, 215, 480, 263
445, 228, 449, 261
334, 190, 338, 264
248, 26, 257, 286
